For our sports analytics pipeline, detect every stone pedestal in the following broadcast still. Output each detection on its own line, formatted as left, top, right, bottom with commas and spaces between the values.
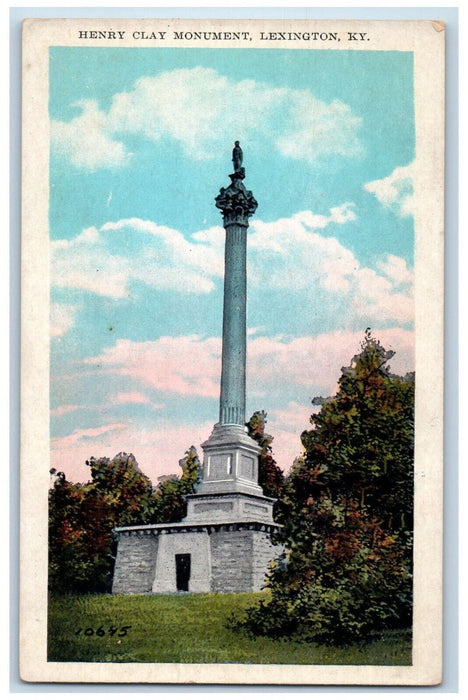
197, 423, 263, 496
184, 493, 275, 525
184, 422, 276, 526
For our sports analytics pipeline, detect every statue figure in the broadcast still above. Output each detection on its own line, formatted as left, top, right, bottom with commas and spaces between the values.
232, 141, 243, 172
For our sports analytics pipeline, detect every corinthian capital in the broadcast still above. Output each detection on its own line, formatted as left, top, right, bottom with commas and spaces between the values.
215, 179, 258, 224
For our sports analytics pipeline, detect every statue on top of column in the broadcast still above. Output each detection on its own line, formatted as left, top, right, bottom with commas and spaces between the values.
232, 141, 243, 172
216, 141, 256, 219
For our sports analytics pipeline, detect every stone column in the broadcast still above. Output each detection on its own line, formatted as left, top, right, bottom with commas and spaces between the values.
215, 156, 257, 426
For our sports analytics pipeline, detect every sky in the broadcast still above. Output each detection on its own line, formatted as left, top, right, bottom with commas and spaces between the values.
49, 46, 415, 485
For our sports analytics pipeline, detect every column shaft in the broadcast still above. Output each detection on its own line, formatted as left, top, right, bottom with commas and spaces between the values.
219, 222, 247, 425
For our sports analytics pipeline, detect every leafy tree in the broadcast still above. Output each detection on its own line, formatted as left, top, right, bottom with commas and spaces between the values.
246, 411, 284, 499
86, 452, 154, 526
237, 332, 414, 645
48, 448, 200, 593
149, 446, 201, 523
48, 475, 115, 593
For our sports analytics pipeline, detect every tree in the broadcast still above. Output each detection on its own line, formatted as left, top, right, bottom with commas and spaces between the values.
48, 475, 115, 593
86, 452, 154, 526
48, 449, 200, 593
238, 332, 414, 645
246, 411, 284, 499
149, 446, 201, 523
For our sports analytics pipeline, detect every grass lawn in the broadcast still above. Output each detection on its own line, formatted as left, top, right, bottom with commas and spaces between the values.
48, 592, 412, 665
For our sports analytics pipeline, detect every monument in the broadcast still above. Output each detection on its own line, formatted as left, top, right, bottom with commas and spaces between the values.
112, 143, 281, 594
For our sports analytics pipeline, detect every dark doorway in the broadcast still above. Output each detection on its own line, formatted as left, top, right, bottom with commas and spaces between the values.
175, 553, 191, 592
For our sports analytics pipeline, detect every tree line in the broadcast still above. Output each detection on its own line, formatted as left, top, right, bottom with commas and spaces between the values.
49, 331, 414, 645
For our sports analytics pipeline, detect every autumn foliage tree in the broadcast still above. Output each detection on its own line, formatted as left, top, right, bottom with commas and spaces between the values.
87, 452, 155, 526
48, 473, 114, 593
246, 411, 284, 499
148, 446, 201, 523
48, 448, 200, 593
239, 332, 414, 645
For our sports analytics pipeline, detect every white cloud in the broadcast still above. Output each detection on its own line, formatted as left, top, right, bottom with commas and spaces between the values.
377, 254, 414, 287
247, 213, 413, 324
364, 163, 415, 217
51, 67, 363, 170
247, 326, 267, 337
51, 219, 223, 299
287, 203, 356, 232
328, 203, 358, 225
50, 302, 80, 337
51, 100, 129, 171
276, 96, 363, 161
52, 208, 413, 327
52, 225, 130, 298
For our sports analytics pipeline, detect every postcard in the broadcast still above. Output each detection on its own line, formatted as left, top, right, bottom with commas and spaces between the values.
20, 17, 445, 684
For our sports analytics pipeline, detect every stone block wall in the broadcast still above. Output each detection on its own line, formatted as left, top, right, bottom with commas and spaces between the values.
210, 527, 254, 592
209, 525, 282, 593
112, 530, 158, 594
251, 530, 284, 591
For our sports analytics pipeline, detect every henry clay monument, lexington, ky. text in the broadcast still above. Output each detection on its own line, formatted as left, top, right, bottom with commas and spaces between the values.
112, 143, 282, 594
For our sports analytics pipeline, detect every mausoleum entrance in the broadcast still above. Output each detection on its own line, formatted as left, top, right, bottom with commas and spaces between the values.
175, 553, 191, 592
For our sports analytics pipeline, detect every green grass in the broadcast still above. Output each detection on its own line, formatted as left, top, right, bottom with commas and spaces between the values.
48, 592, 412, 665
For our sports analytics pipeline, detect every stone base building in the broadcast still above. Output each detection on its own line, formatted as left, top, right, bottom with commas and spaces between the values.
112, 521, 280, 595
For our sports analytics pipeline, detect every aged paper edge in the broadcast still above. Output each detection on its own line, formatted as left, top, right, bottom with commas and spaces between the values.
20, 17, 445, 685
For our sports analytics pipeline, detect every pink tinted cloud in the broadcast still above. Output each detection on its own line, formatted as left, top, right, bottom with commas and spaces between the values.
248, 327, 414, 398
82, 328, 413, 403
50, 404, 82, 417
114, 391, 165, 410
266, 426, 307, 472
248, 328, 414, 469
51, 421, 214, 486
54, 327, 414, 483
115, 391, 151, 404
51, 423, 128, 451
51, 395, 164, 419
52, 418, 312, 484
85, 335, 221, 397
271, 401, 320, 431
261, 403, 318, 471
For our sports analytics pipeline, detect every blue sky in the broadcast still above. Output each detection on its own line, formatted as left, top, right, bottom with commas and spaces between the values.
49, 46, 415, 483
